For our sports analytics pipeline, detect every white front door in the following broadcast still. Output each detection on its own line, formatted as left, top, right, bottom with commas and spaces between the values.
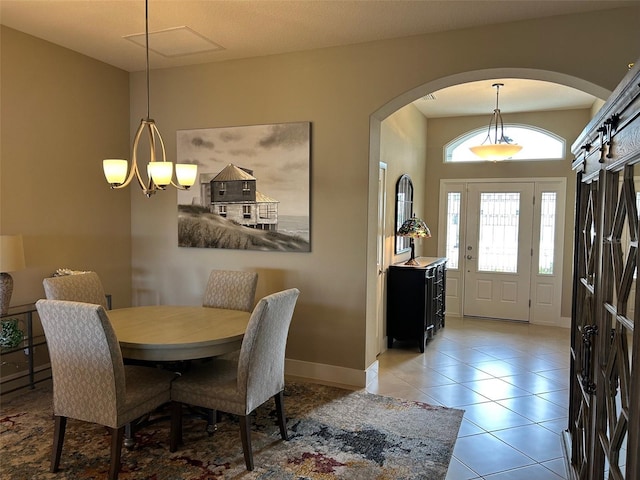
463, 182, 534, 321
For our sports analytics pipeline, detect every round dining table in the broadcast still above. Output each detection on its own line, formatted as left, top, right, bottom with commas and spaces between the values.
109, 305, 251, 362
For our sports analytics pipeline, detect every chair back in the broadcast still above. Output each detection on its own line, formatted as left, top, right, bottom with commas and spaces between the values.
203, 270, 258, 312
237, 288, 300, 413
35, 299, 125, 428
43, 271, 108, 309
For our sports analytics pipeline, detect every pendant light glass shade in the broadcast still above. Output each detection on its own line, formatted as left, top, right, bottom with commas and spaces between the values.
469, 143, 523, 160
470, 83, 523, 162
102, 0, 197, 197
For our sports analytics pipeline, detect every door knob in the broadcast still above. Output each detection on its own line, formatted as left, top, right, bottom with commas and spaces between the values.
466, 255, 473, 260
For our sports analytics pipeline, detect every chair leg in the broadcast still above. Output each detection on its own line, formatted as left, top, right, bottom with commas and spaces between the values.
206, 408, 216, 436
170, 401, 183, 453
124, 422, 134, 449
274, 391, 289, 441
108, 426, 124, 480
239, 415, 254, 471
51, 415, 67, 472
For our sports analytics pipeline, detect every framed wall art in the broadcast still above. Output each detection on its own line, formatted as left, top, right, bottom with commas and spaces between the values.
176, 122, 311, 252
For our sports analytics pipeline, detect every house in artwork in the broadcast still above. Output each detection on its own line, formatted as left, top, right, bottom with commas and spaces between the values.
200, 163, 279, 231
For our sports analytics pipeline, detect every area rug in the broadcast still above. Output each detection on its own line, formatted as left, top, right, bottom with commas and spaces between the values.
0, 382, 463, 479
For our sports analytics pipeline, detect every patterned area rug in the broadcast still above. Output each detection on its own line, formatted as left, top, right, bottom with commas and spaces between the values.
0, 382, 463, 479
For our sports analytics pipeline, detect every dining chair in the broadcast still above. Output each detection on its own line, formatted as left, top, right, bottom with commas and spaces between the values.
170, 288, 300, 471
42, 271, 109, 309
35, 299, 176, 480
202, 269, 258, 312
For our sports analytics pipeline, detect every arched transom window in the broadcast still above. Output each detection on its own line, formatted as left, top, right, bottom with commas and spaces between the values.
445, 124, 565, 163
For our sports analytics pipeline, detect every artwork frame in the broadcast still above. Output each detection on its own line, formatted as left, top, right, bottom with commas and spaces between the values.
176, 122, 311, 252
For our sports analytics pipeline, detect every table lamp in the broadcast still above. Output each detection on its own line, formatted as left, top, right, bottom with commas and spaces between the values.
397, 215, 431, 265
0, 235, 26, 315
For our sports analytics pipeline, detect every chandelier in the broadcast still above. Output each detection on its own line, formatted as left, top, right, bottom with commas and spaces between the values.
469, 83, 523, 161
102, 0, 197, 197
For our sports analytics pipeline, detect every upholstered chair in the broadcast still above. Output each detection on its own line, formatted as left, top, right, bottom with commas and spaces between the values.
202, 270, 258, 312
43, 271, 109, 309
35, 299, 176, 480
170, 288, 300, 471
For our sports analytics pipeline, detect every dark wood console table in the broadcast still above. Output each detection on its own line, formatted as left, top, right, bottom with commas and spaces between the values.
387, 256, 446, 353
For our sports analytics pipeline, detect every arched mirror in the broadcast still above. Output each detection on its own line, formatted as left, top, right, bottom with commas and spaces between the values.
395, 174, 413, 254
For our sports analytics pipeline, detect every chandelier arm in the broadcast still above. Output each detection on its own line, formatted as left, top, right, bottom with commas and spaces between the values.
133, 121, 157, 196
142, 122, 161, 194
474, 112, 492, 146
107, 121, 146, 190
494, 109, 503, 144
150, 122, 191, 191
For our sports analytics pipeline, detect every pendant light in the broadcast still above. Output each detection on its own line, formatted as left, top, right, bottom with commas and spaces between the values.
469, 83, 523, 161
102, 0, 197, 197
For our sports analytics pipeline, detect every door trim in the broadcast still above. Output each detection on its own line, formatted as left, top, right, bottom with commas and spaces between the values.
438, 177, 566, 326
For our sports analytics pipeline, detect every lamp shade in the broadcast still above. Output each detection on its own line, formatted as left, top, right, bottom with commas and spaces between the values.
0, 235, 26, 273
397, 215, 431, 239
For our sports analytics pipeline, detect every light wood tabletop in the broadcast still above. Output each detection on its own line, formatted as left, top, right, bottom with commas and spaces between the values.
109, 305, 251, 362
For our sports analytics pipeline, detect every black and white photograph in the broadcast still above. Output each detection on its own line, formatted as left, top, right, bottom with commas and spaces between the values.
176, 122, 311, 252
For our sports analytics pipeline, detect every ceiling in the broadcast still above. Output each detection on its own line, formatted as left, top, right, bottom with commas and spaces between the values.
1, 0, 630, 116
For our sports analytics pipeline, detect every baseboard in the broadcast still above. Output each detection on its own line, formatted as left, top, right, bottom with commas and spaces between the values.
558, 316, 571, 328
530, 316, 571, 328
285, 358, 379, 388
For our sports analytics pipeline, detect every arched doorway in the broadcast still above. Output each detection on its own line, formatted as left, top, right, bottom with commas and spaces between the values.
367, 68, 612, 355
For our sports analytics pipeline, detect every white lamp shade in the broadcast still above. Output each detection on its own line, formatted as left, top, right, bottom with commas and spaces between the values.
103, 159, 128, 185
175, 164, 198, 187
469, 143, 523, 161
148, 161, 173, 187
0, 235, 26, 272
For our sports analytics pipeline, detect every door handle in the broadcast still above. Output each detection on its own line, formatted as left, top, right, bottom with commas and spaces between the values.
466, 255, 473, 260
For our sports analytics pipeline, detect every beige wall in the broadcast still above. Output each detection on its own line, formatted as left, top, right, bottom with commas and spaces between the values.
1, 27, 131, 385
381, 104, 429, 264
1, 27, 132, 306
130, 7, 638, 381
424, 108, 593, 320
2, 6, 639, 386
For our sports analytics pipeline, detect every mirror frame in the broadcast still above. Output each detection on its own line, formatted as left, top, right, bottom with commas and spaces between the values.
395, 174, 413, 254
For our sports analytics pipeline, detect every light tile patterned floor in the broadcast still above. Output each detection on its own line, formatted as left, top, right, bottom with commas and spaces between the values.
367, 316, 570, 480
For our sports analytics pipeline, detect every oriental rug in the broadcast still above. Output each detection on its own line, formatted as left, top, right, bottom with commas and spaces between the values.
0, 382, 463, 479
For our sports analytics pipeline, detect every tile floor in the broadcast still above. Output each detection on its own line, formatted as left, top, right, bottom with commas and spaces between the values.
367, 316, 570, 479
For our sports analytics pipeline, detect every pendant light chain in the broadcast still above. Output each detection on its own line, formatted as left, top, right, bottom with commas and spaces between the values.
145, 0, 150, 120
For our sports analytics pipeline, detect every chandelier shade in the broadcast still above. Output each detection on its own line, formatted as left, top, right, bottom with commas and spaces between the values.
469, 143, 523, 160
470, 83, 523, 162
102, 0, 197, 197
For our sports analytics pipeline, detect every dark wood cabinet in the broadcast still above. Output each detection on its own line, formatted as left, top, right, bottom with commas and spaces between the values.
567, 59, 640, 479
387, 257, 446, 353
